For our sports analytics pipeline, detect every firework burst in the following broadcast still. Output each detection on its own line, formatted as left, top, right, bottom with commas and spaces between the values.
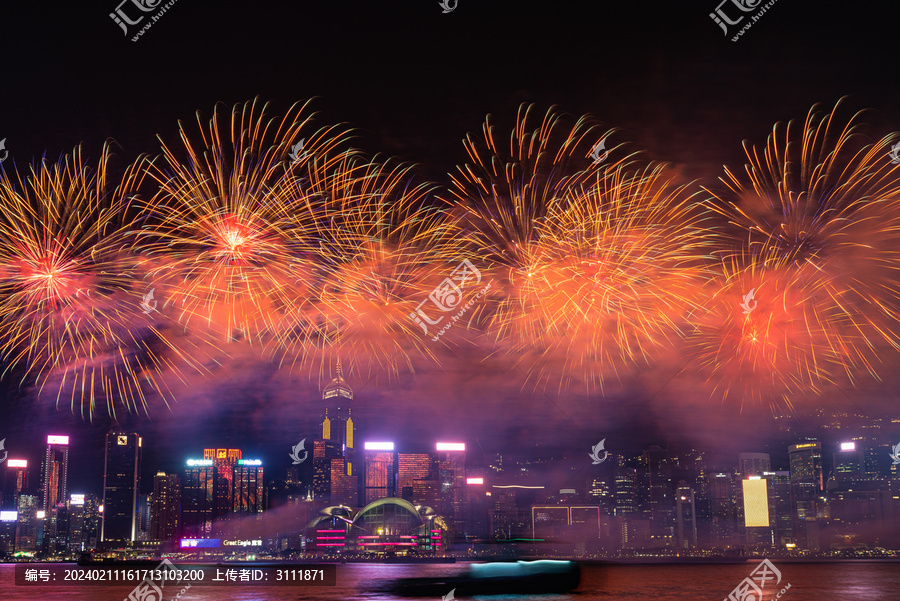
698, 100, 900, 407
0, 144, 189, 418
274, 155, 465, 383
136, 98, 354, 347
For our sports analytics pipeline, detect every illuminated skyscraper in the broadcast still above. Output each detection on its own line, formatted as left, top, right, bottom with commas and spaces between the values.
41, 435, 69, 513
675, 485, 697, 549
788, 440, 823, 549
833, 442, 864, 483
330, 458, 358, 507
398, 453, 435, 502
182, 459, 215, 537
3, 459, 29, 511
364, 442, 396, 504
321, 361, 355, 451
150, 472, 181, 544
203, 448, 242, 519
436, 442, 466, 534
643, 446, 677, 547
233, 459, 266, 514
313, 439, 343, 503
101, 432, 142, 543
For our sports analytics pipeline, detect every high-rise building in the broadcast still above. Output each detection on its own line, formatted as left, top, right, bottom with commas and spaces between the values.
706, 472, 737, 548
833, 442, 864, 483
101, 432, 142, 543
613, 455, 638, 516
312, 439, 343, 504
41, 435, 69, 513
436, 442, 466, 533
675, 485, 697, 549
764, 471, 792, 545
643, 446, 677, 547
150, 472, 181, 544
3, 459, 29, 511
232, 459, 265, 514
330, 458, 358, 507
364, 442, 396, 504
789, 441, 823, 549
203, 448, 242, 519
739, 453, 771, 478
398, 453, 435, 502
321, 362, 355, 452
181, 459, 215, 538
14, 495, 41, 553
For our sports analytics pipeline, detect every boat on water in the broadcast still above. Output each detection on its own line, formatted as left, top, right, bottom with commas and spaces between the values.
365, 559, 580, 597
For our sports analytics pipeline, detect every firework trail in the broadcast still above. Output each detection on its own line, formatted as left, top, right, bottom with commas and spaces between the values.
447, 105, 714, 391
0, 144, 193, 418
274, 155, 465, 383
696, 100, 900, 408
135, 98, 354, 348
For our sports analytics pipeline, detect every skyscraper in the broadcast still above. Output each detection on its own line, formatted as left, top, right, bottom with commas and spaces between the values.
364, 442, 396, 504
833, 442, 864, 484
150, 472, 181, 544
203, 448, 242, 519
738, 453, 771, 478
101, 432, 142, 543
41, 435, 69, 513
398, 453, 435, 502
182, 459, 215, 537
232, 459, 265, 514
313, 439, 343, 504
788, 440, 823, 549
3, 459, 29, 511
321, 361, 355, 451
675, 485, 697, 550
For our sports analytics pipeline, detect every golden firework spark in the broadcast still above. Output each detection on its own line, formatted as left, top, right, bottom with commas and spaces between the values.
0, 144, 192, 418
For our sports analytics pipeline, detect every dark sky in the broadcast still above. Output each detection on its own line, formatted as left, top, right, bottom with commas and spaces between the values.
1, 1, 899, 495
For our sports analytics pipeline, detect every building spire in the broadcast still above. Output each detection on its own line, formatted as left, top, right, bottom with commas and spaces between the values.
336, 357, 343, 379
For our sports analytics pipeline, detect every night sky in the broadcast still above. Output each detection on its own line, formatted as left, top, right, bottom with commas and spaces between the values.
1, 1, 899, 495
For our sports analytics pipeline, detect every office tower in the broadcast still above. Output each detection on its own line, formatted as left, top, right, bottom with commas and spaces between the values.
436, 442, 466, 532
321, 361, 355, 451
398, 453, 435, 502
613, 455, 638, 516
182, 459, 215, 538
364, 442, 396, 504
203, 448, 242, 519
739, 453, 771, 478
101, 432, 142, 543
742, 477, 770, 547
765, 471, 792, 545
150, 472, 181, 543
707, 472, 737, 548
833, 442, 864, 483
789, 441, 823, 549
3, 459, 29, 511
232, 459, 265, 514
675, 485, 697, 549
412, 478, 441, 510
41, 435, 69, 513
67, 493, 87, 552
643, 446, 677, 547
313, 439, 343, 503
14, 495, 41, 553
330, 458, 358, 507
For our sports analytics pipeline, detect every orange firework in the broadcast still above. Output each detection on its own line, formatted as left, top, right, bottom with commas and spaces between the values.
0, 144, 193, 418
135, 98, 354, 347
273, 155, 465, 383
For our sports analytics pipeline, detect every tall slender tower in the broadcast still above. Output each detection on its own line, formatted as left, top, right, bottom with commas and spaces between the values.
101, 432, 142, 543
321, 360, 355, 451
41, 435, 70, 513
